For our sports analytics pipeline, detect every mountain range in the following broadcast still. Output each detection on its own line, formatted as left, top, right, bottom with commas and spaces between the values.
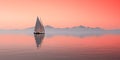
24, 25, 120, 33
0, 25, 120, 37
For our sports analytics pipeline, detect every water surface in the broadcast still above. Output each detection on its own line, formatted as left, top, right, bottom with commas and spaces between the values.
0, 34, 120, 60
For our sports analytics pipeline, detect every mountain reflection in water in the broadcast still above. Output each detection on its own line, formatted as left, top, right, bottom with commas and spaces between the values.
0, 34, 120, 60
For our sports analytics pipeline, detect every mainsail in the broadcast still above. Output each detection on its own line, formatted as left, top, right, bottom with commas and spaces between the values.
34, 17, 45, 34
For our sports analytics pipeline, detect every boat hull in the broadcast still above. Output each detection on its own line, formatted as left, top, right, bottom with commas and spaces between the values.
34, 32, 45, 34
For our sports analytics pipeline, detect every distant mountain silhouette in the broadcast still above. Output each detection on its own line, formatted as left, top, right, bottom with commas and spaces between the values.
24, 25, 104, 31
0, 25, 120, 37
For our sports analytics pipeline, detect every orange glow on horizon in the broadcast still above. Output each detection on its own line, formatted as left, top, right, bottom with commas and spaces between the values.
0, 0, 120, 29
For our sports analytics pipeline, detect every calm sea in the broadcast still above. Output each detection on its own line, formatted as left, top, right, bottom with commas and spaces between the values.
0, 34, 120, 60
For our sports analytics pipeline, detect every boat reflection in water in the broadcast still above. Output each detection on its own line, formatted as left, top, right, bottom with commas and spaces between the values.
34, 34, 45, 48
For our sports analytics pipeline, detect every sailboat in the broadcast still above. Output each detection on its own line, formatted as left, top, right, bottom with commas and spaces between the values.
34, 17, 45, 34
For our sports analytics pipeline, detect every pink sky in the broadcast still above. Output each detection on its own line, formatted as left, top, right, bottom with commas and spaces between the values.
0, 0, 120, 29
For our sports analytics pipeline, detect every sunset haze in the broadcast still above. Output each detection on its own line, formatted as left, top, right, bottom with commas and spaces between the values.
0, 0, 120, 29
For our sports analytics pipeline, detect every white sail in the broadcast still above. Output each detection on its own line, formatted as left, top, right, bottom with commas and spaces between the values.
34, 17, 45, 33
